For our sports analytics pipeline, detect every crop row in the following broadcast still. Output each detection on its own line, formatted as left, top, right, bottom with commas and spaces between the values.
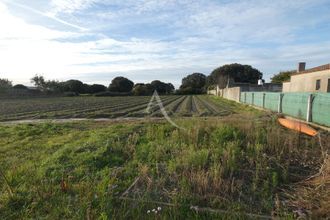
0, 97, 127, 118
0, 96, 153, 121
0, 95, 234, 121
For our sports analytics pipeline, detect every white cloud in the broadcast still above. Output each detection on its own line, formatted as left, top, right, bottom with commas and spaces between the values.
0, 6, 75, 40
50, 0, 97, 15
2, 0, 88, 31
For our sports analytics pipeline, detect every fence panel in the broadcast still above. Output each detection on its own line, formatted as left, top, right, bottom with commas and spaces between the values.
240, 92, 245, 103
312, 93, 330, 127
282, 93, 309, 120
253, 92, 264, 108
264, 93, 280, 112
245, 93, 253, 105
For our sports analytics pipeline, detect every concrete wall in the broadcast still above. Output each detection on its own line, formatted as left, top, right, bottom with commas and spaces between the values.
283, 69, 330, 92
217, 86, 241, 102
207, 89, 217, 95
282, 82, 290, 92
237, 83, 282, 92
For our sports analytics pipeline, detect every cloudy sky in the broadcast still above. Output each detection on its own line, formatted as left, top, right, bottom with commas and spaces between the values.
0, 0, 329, 87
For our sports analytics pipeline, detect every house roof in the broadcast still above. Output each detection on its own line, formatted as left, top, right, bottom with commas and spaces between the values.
292, 63, 330, 76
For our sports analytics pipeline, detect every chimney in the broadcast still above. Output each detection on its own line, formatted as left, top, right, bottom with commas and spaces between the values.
298, 62, 306, 72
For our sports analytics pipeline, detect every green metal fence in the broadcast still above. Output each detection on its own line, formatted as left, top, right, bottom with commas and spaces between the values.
240, 92, 330, 127
253, 92, 264, 108
264, 93, 280, 112
240, 93, 244, 102
282, 93, 309, 120
312, 93, 330, 126
246, 92, 253, 105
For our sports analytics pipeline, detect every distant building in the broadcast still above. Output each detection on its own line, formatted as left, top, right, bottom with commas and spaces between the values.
208, 78, 282, 102
283, 62, 330, 93
222, 77, 282, 93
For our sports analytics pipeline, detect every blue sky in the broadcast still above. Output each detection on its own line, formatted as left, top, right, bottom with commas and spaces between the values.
0, 0, 330, 87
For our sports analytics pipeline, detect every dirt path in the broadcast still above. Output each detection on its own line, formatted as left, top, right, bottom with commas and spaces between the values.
0, 115, 242, 125
0, 117, 169, 125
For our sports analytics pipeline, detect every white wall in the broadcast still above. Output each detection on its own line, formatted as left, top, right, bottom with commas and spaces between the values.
208, 86, 241, 102
283, 70, 330, 92
221, 87, 241, 102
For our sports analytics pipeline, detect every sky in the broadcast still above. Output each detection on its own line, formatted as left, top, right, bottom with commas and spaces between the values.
0, 0, 330, 87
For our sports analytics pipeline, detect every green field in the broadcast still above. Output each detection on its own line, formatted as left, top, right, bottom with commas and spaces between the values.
0, 95, 235, 122
0, 96, 329, 219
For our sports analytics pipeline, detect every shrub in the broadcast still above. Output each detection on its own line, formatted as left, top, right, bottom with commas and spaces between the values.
188, 149, 209, 168
94, 91, 132, 96
13, 84, 28, 90
211, 125, 244, 145
63, 91, 78, 97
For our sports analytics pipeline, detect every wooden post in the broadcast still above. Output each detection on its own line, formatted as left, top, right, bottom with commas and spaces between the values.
252, 93, 254, 105
306, 94, 313, 122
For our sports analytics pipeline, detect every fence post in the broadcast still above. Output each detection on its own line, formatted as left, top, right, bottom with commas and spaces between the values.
262, 93, 266, 108
278, 93, 283, 113
244, 93, 247, 103
306, 94, 313, 122
252, 93, 254, 105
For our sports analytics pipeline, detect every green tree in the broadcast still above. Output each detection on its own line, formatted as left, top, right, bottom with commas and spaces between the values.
31, 76, 66, 93
88, 84, 107, 94
109, 77, 134, 93
0, 78, 12, 93
0, 78, 12, 88
63, 80, 84, 94
150, 80, 175, 94
179, 73, 206, 94
207, 63, 262, 89
31, 75, 46, 90
46, 80, 65, 92
13, 84, 28, 90
132, 83, 154, 96
271, 70, 295, 83
166, 83, 175, 94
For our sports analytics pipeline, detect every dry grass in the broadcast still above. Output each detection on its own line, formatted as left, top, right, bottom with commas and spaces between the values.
283, 133, 330, 218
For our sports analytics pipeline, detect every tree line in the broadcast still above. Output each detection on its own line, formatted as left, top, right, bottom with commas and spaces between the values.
0, 63, 291, 96
31, 75, 176, 96
0, 75, 175, 96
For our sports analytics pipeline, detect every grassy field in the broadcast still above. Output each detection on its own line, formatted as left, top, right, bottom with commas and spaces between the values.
0, 96, 329, 219
0, 95, 235, 121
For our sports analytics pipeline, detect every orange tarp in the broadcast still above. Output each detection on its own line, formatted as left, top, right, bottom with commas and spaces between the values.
278, 118, 318, 137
